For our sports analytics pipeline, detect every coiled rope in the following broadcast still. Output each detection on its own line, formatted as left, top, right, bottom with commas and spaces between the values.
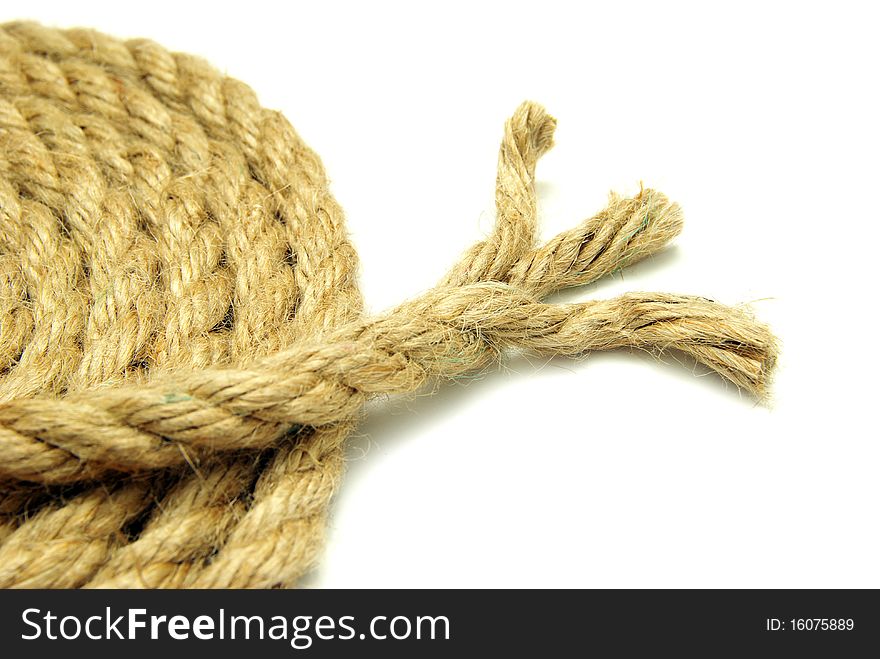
0, 21, 776, 587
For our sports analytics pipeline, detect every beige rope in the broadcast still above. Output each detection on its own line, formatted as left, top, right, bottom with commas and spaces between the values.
0, 21, 776, 588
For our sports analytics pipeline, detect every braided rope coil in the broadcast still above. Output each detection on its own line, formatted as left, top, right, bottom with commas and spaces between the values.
0, 22, 776, 588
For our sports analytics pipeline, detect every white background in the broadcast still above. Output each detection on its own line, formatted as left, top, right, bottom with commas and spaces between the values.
11, 1, 878, 587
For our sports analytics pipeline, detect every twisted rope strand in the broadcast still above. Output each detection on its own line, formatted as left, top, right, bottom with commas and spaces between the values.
441, 102, 556, 286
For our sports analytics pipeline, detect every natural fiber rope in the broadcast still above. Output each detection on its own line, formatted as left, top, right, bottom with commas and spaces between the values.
0, 21, 776, 588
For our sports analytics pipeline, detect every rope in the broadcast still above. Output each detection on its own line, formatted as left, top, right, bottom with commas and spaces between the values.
0, 21, 776, 587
